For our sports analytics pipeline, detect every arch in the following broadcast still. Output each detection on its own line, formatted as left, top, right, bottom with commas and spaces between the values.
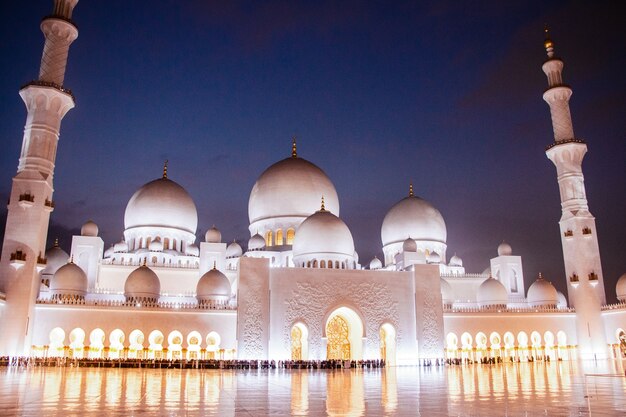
291, 322, 309, 361
320, 260, 326, 268
128, 329, 145, 358
379, 323, 396, 366
489, 332, 502, 357
88, 328, 105, 359
108, 329, 125, 359
325, 306, 364, 360
265, 230, 273, 247
186, 331, 202, 359
503, 332, 515, 348
276, 229, 283, 246
148, 330, 164, 359
530, 331, 542, 347
475, 332, 487, 349
446, 332, 458, 350
48, 327, 66, 357
205, 331, 221, 359
167, 330, 183, 359
69, 328, 85, 358
286, 228, 295, 245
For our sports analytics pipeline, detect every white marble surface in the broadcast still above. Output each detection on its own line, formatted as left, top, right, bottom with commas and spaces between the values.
0, 360, 625, 416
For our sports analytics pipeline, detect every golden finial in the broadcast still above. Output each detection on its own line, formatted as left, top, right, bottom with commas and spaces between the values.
544, 25, 554, 58
163, 160, 168, 179
320, 195, 326, 211
70, 255, 74, 264
409, 182, 414, 197
291, 136, 297, 158
54, 238, 59, 247
538, 272, 544, 280
142, 258, 147, 267
212, 261, 217, 270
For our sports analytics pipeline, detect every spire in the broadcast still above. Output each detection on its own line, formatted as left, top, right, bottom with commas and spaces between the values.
212, 261, 217, 270
291, 136, 297, 158
163, 160, 168, 179
544, 25, 555, 58
142, 258, 147, 267
320, 196, 326, 211
53, 238, 59, 247
538, 272, 544, 280
409, 182, 414, 197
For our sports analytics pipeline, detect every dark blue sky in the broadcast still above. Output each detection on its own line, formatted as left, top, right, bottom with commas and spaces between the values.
1, 1, 624, 301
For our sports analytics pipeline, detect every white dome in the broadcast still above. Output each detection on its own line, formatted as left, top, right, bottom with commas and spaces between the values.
50, 262, 87, 299
114, 239, 129, 253
205, 225, 222, 243
449, 254, 463, 267
369, 256, 382, 270
248, 155, 340, 225
248, 233, 266, 251
226, 241, 243, 258
556, 291, 568, 309
441, 278, 454, 305
186, 243, 199, 256
381, 193, 447, 247
124, 177, 198, 234
429, 251, 441, 264
81, 220, 98, 237
527, 273, 559, 307
196, 268, 231, 303
149, 238, 163, 252
124, 264, 161, 302
42, 241, 69, 276
497, 241, 513, 256
293, 209, 355, 265
477, 277, 508, 307
616, 273, 626, 302
402, 237, 417, 252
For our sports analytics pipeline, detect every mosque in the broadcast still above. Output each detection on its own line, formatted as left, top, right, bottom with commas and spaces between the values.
0, 0, 624, 365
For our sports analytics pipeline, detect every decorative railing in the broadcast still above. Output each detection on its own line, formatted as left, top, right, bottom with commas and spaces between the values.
440, 273, 487, 278
36, 298, 237, 311
20, 80, 75, 101
42, 14, 78, 28
601, 302, 626, 311
10, 250, 27, 262
444, 305, 574, 313
545, 138, 586, 151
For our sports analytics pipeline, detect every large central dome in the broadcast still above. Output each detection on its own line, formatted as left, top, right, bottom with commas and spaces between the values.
125, 176, 198, 234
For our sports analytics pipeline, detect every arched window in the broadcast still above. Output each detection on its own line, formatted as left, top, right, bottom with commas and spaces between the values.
320, 260, 326, 268
265, 230, 273, 247
276, 229, 283, 246
286, 228, 295, 245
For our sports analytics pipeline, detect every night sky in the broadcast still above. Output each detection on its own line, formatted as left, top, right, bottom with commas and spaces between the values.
1, 1, 624, 301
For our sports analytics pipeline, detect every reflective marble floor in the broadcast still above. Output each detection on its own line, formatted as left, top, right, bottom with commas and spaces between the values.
1, 360, 625, 416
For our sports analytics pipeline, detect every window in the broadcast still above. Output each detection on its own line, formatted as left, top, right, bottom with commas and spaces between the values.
286, 228, 295, 245
276, 229, 283, 245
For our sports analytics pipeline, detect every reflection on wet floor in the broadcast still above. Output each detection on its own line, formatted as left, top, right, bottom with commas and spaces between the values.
1, 360, 625, 416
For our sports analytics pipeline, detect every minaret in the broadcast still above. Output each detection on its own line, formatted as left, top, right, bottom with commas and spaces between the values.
0, 0, 79, 356
542, 28, 607, 359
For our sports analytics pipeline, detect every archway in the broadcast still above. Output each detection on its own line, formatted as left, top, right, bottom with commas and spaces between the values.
446, 332, 458, 360
380, 323, 396, 366
167, 330, 183, 359
108, 329, 125, 359
88, 328, 105, 359
48, 327, 65, 357
148, 330, 164, 359
205, 331, 221, 359
325, 307, 364, 360
187, 331, 202, 360
291, 323, 308, 360
69, 328, 85, 359
128, 330, 144, 359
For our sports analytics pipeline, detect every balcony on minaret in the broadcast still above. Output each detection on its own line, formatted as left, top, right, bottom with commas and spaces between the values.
563, 229, 573, 238
36, 254, 48, 273
18, 193, 35, 209
10, 250, 27, 270
569, 273, 579, 288
588, 272, 598, 287
44, 198, 55, 212
582, 226, 592, 236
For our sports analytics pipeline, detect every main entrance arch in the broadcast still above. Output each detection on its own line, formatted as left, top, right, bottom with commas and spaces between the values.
324, 307, 364, 360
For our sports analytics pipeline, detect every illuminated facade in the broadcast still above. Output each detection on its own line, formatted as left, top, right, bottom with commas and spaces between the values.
0, 1, 625, 363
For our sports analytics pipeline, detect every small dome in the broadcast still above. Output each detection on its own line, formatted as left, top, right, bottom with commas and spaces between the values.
497, 241, 512, 256
196, 268, 231, 303
42, 241, 69, 276
449, 254, 463, 267
50, 262, 88, 299
226, 241, 243, 258
369, 256, 382, 270
81, 220, 98, 237
248, 233, 266, 251
149, 238, 163, 252
429, 251, 441, 264
124, 177, 198, 234
556, 291, 568, 309
402, 237, 417, 253
527, 273, 559, 307
293, 208, 355, 264
124, 264, 161, 302
441, 278, 454, 305
114, 239, 128, 253
477, 277, 508, 307
205, 225, 222, 243
616, 273, 626, 302
186, 243, 199, 256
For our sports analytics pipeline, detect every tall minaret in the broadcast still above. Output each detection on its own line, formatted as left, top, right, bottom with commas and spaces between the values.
0, 0, 79, 356
542, 28, 607, 359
